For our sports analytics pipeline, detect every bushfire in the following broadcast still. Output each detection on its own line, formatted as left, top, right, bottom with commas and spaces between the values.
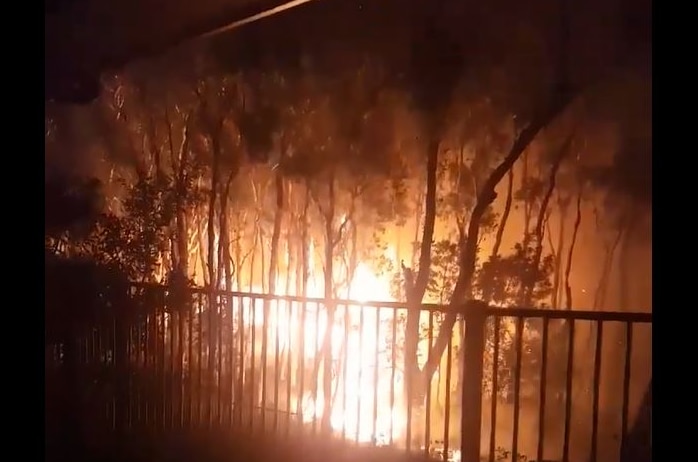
244, 261, 411, 445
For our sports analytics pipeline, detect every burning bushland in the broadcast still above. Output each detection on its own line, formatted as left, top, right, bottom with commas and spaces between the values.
45, 1, 651, 461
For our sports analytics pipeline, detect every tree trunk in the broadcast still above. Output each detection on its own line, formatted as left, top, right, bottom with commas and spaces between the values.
260, 226, 267, 293
268, 172, 284, 296
260, 172, 284, 427
207, 140, 220, 289
280, 215, 294, 402
348, 220, 359, 295
295, 219, 303, 296
320, 174, 336, 433
285, 233, 294, 295
564, 186, 583, 310
492, 168, 514, 259
523, 136, 571, 307
412, 188, 425, 269
219, 172, 235, 291
404, 135, 440, 407
295, 185, 310, 415
235, 230, 244, 291
204, 136, 221, 426
176, 207, 188, 277
420, 88, 578, 385
551, 196, 570, 309
617, 209, 637, 312
197, 214, 208, 286
481, 168, 515, 304
301, 184, 311, 297
521, 151, 532, 247
284, 187, 295, 295
170, 111, 192, 280
593, 227, 624, 310
167, 104, 192, 419
249, 221, 259, 293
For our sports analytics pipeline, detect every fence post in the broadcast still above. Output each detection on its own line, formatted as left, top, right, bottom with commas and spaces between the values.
113, 282, 132, 446
114, 300, 129, 441
460, 300, 487, 462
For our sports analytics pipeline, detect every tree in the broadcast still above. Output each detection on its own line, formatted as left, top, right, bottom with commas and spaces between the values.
397, 0, 581, 412
45, 175, 104, 251
45, 0, 651, 453
400, 1, 466, 415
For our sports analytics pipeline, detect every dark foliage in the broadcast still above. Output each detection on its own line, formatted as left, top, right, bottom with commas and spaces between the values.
45, 251, 130, 343
48, 430, 433, 462
45, 175, 104, 239
407, 3, 464, 128
476, 243, 555, 308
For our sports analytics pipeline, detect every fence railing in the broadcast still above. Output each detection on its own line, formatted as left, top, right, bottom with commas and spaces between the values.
45, 284, 652, 462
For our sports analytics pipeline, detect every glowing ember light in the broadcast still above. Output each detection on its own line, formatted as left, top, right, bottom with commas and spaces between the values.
238, 257, 407, 445
349, 262, 392, 302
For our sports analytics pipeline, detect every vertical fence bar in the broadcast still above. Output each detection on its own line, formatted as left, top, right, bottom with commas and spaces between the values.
342, 305, 351, 441
203, 293, 209, 428
285, 300, 294, 437
322, 300, 336, 436
389, 307, 397, 447
590, 320, 604, 462
273, 299, 281, 433
197, 293, 203, 428
179, 297, 184, 429
236, 296, 245, 426
312, 302, 320, 435
249, 297, 257, 431
227, 295, 235, 427
170, 300, 184, 429
169, 306, 176, 429
355, 305, 365, 444
373, 306, 381, 445
512, 316, 524, 462
108, 317, 115, 431
443, 329, 453, 461
488, 316, 501, 462
126, 323, 134, 431
114, 299, 128, 442
159, 291, 166, 432
177, 302, 185, 430
297, 299, 306, 428
405, 314, 413, 451
536, 317, 550, 462
167, 293, 173, 430
424, 310, 434, 457
98, 313, 106, 424
111, 318, 118, 430
460, 301, 487, 462
619, 322, 634, 461
260, 297, 270, 432
562, 319, 576, 462
187, 293, 194, 429
206, 292, 215, 428
160, 290, 167, 431
144, 301, 152, 427
136, 308, 143, 427
217, 295, 224, 427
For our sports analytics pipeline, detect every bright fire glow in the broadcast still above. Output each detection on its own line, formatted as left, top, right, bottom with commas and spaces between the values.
243, 258, 407, 445
349, 262, 393, 302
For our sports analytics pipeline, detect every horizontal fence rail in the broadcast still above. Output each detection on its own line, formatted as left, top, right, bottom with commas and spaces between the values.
45, 284, 652, 462
480, 307, 651, 462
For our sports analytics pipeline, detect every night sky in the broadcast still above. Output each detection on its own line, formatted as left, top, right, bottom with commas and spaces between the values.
45, 0, 650, 104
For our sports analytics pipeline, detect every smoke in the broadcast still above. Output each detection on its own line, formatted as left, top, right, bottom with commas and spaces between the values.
45, 102, 106, 181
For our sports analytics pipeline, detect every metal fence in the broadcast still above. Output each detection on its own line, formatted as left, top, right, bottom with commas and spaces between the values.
45, 284, 652, 462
